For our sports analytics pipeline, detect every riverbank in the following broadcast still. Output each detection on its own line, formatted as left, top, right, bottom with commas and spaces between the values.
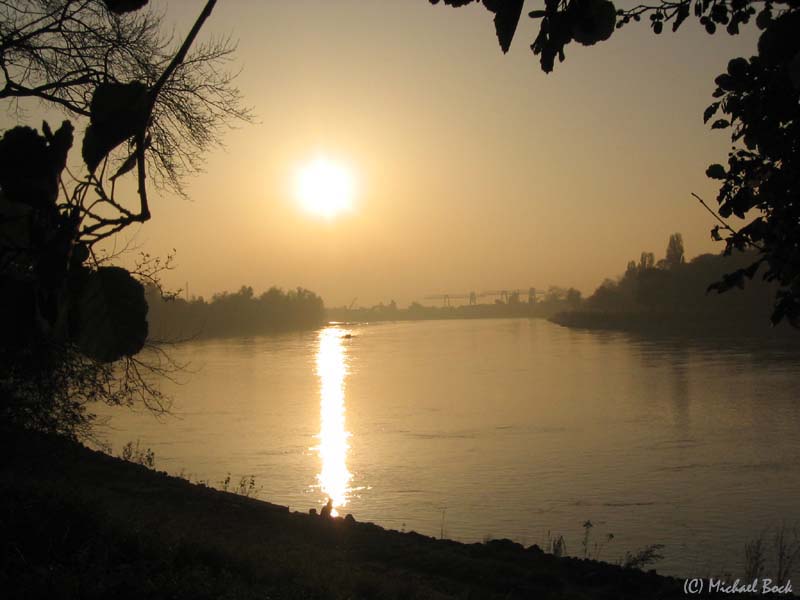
2, 429, 692, 599
549, 309, 800, 341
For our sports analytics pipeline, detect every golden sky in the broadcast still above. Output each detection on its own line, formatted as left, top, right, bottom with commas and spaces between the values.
4, 1, 761, 307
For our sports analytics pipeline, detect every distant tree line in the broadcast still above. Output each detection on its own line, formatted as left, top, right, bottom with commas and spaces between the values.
146, 285, 325, 340
553, 233, 791, 335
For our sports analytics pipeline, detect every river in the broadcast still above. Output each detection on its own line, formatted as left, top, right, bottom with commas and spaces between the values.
96, 318, 800, 579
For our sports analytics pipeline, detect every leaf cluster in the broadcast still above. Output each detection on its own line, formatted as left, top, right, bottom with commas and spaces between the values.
431, 0, 616, 72
430, 1, 798, 72
616, 0, 763, 36
702, 6, 800, 324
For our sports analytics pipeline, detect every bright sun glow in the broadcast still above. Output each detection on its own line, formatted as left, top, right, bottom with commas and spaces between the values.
294, 157, 355, 218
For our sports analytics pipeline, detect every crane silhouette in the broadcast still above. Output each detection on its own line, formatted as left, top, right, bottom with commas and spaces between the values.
423, 288, 539, 306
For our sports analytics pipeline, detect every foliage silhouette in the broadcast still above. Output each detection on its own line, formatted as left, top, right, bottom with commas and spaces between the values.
0, 121, 150, 363
74, 266, 149, 362
432, 0, 800, 327
701, 7, 800, 325
0, 0, 245, 438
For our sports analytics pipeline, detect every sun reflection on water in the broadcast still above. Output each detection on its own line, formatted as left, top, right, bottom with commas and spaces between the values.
313, 327, 352, 516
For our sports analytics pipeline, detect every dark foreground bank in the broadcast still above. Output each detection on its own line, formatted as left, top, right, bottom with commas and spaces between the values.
2, 431, 720, 599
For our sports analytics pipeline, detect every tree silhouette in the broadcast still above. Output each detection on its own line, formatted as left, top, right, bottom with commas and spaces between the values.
0, 0, 246, 437
146, 285, 325, 340
0, 0, 249, 194
665, 233, 685, 269
639, 251, 655, 273
431, 0, 800, 326
571, 233, 787, 332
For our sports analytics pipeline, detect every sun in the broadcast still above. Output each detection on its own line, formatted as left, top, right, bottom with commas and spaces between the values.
294, 157, 355, 218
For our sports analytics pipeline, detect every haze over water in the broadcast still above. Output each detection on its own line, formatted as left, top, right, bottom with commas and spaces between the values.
98, 318, 800, 579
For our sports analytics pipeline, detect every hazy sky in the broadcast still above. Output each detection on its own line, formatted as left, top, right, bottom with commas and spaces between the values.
5, 1, 761, 307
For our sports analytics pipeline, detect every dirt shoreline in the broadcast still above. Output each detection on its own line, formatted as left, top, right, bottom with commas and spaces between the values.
2, 430, 718, 599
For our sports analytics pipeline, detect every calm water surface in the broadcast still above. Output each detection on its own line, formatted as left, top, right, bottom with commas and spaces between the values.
97, 318, 800, 578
